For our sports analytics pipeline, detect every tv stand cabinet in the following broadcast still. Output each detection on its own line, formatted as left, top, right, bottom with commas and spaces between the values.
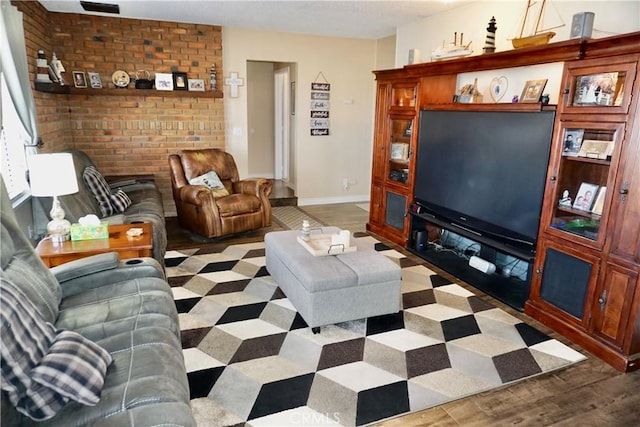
368, 32, 640, 372
408, 210, 533, 311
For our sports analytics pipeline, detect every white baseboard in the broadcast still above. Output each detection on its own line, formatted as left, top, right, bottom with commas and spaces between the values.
298, 195, 370, 206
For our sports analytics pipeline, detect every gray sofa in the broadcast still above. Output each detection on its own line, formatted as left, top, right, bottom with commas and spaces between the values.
1, 178, 196, 426
33, 149, 167, 264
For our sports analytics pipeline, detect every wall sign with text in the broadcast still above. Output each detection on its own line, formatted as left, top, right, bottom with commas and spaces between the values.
310, 78, 330, 136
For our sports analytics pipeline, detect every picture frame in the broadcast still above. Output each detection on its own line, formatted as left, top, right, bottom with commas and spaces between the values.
72, 71, 87, 88
172, 72, 188, 91
572, 72, 621, 106
573, 182, 599, 211
390, 143, 409, 161
562, 129, 584, 157
88, 72, 102, 89
188, 78, 205, 91
155, 73, 173, 91
577, 139, 614, 160
591, 186, 606, 215
520, 79, 547, 103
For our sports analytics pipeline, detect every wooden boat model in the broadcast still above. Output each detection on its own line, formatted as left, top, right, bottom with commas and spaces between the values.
512, 30, 555, 48
432, 32, 473, 61
512, 0, 562, 49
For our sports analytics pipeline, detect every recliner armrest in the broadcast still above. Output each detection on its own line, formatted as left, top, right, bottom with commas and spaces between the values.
235, 178, 272, 197
178, 185, 215, 205
51, 253, 166, 298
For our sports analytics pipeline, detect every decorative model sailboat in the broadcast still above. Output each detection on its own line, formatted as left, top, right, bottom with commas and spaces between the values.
431, 32, 473, 61
512, 0, 562, 48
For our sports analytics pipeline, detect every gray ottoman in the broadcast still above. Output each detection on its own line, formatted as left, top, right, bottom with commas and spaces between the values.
265, 228, 401, 330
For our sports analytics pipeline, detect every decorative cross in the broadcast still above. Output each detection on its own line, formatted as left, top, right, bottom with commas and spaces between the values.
224, 72, 244, 98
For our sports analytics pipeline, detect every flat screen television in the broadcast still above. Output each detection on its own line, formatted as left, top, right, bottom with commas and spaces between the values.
414, 109, 555, 253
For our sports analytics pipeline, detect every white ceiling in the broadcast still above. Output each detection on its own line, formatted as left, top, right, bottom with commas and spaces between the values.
38, 0, 472, 39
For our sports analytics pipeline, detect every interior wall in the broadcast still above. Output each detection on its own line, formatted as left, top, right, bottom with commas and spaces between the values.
247, 61, 275, 178
375, 35, 396, 71
15, 1, 225, 216
223, 28, 377, 205
395, 1, 640, 67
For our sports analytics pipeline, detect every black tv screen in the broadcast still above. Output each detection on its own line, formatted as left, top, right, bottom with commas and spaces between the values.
414, 109, 555, 249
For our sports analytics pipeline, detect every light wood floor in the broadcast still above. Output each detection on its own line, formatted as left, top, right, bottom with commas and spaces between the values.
167, 202, 640, 426
290, 204, 640, 427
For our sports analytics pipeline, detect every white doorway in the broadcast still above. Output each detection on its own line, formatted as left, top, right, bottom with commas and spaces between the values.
274, 67, 290, 183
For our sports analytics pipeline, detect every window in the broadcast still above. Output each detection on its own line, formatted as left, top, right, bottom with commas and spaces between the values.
1, 72, 30, 200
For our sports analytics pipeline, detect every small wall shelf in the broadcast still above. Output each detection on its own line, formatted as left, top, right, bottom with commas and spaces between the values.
34, 81, 223, 98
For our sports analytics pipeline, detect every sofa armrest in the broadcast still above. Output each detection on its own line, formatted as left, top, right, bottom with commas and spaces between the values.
234, 178, 272, 198
51, 253, 165, 298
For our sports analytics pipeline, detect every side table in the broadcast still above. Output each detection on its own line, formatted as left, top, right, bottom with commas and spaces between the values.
36, 223, 153, 267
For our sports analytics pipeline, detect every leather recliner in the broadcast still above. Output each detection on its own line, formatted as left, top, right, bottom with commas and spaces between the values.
168, 148, 273, 238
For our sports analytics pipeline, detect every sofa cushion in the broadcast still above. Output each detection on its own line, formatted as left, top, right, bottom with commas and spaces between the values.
83, 166, 131, 217
0, 278, 112, 421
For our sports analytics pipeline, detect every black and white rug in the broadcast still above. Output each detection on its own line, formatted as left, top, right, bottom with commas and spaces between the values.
165, 233, 585, 426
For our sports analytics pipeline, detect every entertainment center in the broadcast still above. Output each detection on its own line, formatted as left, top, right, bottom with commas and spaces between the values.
367, 32, 640, 372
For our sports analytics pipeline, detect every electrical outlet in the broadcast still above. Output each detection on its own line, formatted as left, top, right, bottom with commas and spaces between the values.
342, 178, 349, 190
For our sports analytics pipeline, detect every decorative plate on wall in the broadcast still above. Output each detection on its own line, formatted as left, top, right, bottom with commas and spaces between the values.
111, 70, 130, 88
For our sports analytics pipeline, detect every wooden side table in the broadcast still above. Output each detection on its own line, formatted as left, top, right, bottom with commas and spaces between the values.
36, 223, 153, 267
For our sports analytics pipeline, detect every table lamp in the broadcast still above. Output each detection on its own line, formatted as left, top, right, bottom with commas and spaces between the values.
28, 153, 79, 243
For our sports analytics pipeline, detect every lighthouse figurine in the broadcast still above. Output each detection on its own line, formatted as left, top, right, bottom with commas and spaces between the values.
483, 16, 497, 54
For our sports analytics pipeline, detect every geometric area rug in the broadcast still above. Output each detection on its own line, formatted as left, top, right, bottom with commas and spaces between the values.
164, 232, 585, 426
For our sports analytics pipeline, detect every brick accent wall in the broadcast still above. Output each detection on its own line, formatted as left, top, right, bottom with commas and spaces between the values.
15, 1, 225, 216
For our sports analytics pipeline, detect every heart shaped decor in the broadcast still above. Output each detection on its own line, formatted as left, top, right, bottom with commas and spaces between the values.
490, 76, 508, 103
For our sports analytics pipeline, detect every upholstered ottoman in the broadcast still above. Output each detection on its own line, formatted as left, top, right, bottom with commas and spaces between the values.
265, 228, 401, 330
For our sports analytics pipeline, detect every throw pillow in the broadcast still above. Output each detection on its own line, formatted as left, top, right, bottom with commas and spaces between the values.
189, 170, 229, 197
0, 278, 112, 421
83, 166, 131, 216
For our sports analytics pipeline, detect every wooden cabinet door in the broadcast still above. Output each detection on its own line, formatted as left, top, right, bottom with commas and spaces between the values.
369, 184, 383, 226
609, 127, 640, 265
590, 262, 639, 351
530, 238, 600, 328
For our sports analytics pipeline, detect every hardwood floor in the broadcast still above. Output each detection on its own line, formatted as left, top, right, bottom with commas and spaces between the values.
166, 202, 640, 426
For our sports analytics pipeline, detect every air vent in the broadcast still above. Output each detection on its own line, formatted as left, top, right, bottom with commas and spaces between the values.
80, 1, 120, 14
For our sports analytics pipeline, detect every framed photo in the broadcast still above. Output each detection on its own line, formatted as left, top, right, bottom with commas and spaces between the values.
573, 182, 599, 211
577, 139, 614, 160
520, 79, 547, 103
173, 72, 188, 91
188, 78, 205, 91
72, 71, 87, 88
562, 129, 584, 156
572, 72, 621, 106
591, 187, 606, 215
88, 72, 102, 89
390, 143, 409, 161
155, 73, 173, 91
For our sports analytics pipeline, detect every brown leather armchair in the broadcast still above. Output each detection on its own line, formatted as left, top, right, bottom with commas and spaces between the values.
169, 148, 272, 238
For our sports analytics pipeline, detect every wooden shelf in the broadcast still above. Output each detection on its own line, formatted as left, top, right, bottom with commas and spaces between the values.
34, 81, 223, 98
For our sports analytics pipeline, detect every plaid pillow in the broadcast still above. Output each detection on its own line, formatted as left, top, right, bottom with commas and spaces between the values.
109, 188, 132, 213
0, 278, 112, 421
83, 166, 131, 216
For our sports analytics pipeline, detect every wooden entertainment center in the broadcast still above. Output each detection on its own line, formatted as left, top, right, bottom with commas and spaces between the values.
367, 32, 640, 372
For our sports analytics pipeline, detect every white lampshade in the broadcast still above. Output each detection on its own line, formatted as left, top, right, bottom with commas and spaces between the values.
28, 153, 79, 197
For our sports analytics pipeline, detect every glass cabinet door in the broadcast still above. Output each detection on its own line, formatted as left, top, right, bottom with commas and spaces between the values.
391, 84, 416, 108
548, 121, 624, 245
561, 60, 635, 115
387, 117, 412, 185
